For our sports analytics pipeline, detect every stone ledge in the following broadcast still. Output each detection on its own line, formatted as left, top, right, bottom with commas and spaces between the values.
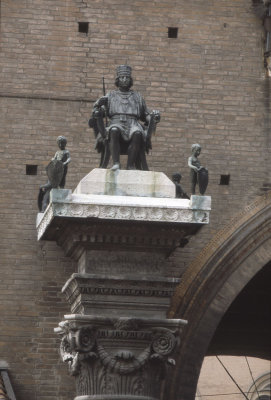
36, 190, 211, 241
55, 313, 187, 330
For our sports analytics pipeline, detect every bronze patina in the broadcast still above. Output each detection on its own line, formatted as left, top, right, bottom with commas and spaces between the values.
89, 65, 160, 171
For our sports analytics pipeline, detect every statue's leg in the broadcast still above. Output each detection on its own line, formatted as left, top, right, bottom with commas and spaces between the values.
59, 167, 67, 188
109, 127, 121, 170
139, 149, 149, 171
100, 140, 111, 168
190, 171, 197, 195
127, 131, 142, 170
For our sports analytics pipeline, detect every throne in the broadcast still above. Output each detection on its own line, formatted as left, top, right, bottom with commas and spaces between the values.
88, 108, 154, 171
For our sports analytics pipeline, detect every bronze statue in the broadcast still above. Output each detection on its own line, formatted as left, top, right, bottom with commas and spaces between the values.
38, 136, 71, 212
188, 144, 208, 195
89, 65, 160, 171
51, 136, 71, 188
172, 173, 189, 199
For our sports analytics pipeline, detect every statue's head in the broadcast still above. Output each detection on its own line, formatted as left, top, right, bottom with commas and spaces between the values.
172, 172, 182, 183
57, 135, 67, 149
115, 65, 133, 90
191, 143, 201, 155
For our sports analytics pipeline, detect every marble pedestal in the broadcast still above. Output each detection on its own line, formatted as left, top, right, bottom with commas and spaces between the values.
37, 169, 211, 400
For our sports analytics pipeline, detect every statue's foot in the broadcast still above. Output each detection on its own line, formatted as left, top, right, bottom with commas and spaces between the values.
110, 163, 120, 171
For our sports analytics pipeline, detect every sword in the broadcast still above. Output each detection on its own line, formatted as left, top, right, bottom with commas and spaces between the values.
102, 77, 108, 128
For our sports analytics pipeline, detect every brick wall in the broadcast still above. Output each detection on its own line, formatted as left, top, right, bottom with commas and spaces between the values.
0, 0, 270, 399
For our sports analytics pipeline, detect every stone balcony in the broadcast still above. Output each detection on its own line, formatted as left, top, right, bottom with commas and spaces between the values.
36, 169, 211, 257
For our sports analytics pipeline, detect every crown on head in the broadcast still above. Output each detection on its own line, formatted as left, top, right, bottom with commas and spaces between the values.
116, 65, 132, 77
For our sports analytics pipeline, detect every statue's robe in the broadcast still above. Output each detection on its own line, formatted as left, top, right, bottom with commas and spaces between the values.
106, 90, 150, 142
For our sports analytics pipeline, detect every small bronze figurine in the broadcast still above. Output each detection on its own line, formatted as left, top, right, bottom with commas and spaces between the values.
172, 173, 189, 199
38, 136, 71, 212
89, 65, 160, 171
188, 144, 208, 195
51, 136, 71, 188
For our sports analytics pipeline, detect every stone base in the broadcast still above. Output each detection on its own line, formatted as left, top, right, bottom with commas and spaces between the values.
73, 168, 175, 198
37, 169, 212, 400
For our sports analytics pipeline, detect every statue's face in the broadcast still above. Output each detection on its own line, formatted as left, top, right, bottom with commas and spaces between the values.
118, 75, 131, 90
58, 140, 66, 149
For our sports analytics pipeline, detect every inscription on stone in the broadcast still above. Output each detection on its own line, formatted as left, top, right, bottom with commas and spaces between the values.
80, 287, 173, 297
98, 329, 152, 340
82, 253, 166, 274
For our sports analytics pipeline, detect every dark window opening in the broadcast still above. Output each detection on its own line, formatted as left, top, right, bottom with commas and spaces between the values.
26, 165, 38, 175
78, 22, 89, 34
220, 174, 230, 185
168, 27, 178, 38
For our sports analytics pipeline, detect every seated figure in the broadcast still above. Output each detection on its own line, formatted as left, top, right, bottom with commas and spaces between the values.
172, 173, 189, 199
89, 65, 160, 171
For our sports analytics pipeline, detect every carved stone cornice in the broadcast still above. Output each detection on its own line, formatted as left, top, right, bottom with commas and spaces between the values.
36, 190, 211, 256
55, 315, 187, 400
62, 273, 180, 316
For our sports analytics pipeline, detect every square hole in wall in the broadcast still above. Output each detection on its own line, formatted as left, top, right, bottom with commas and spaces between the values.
26, 165, 38, 175
168, 27, 178, 38
220, 174, 230, 185
78, 22, 89, 34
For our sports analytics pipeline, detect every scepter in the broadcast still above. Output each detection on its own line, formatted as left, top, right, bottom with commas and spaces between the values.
102, 77, 108, 127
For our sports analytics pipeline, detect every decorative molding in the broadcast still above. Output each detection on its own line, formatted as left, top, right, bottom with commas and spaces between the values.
63, 275, 178, 308
53, 203, 197, 223
36, 206, 54, 240
56, 317, 184, 399
37, 194, 211, 241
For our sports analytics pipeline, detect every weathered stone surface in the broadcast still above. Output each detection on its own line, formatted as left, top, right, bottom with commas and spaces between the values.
55, 314, 187, 400
36, 188, 211, 243
36, 171, 211, 400
62, 272, 180, 318
74, 168, 176, 198
78, 250, 175, 276
190, 195, 211, 210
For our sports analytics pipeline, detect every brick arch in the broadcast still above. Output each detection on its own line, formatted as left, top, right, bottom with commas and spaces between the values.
166, 191, 271, 400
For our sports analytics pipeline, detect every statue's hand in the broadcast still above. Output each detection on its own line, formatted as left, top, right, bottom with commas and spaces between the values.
152, 110, 160, 123
95, 96, 108, 108
93, 104, 106, 119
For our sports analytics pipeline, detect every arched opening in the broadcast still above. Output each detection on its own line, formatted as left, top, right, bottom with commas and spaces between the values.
196, 356, 270, 399
208, 261, 271, 358
166, 193, 271, 400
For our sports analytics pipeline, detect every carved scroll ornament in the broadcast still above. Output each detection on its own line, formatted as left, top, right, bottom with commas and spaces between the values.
58, 320, 179, 378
